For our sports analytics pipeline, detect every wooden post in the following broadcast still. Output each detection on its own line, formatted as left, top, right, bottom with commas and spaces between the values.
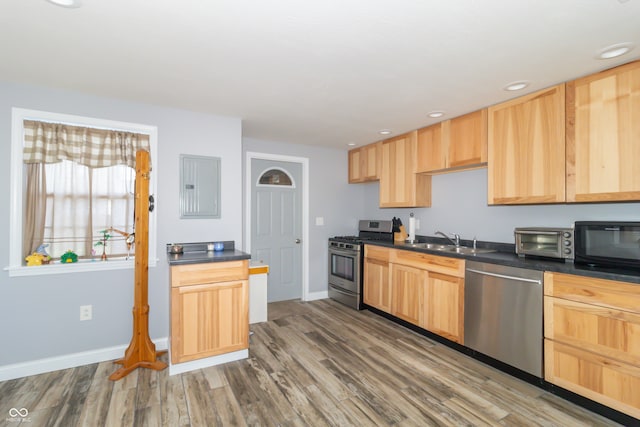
110, 150, 167, 380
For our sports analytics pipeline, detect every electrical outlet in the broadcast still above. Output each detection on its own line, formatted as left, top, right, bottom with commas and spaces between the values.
80, 305, 92, 321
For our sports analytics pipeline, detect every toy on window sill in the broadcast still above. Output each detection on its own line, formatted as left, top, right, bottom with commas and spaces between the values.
94, 229, 111, 261
25, 252, 51, 266
25, 244, 52, 266
60, 250, 78, 263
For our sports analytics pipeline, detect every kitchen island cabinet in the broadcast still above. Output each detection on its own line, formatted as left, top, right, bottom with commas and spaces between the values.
379, 131, 431, 208
566, 60, 640, 203
170, 259, 249, 366
488, 84, 566, 205
544, 272, 640, 419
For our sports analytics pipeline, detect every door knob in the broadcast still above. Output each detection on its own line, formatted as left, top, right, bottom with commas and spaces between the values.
295, 239, 301, 244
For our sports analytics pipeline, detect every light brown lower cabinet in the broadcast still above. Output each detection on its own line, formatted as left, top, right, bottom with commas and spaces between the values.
170, 260, 249, 364
544, 272, 640, 419
363, 245, 464, 344
424, 272, 464, 344
390, 263, 424, 325
363, 246, 391, 312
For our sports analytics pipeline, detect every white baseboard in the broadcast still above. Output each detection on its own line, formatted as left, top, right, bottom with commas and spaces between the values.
168, 349, 248, 376
305, 290, 329, 301
0, 338, 168, 382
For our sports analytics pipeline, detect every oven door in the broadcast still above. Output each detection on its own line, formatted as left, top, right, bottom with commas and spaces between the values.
328, 245, 360, 294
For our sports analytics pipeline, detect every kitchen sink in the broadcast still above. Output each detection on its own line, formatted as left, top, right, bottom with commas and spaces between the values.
444, 246, 496, 255
404, 242, 496, 255
405, 242, 456, 250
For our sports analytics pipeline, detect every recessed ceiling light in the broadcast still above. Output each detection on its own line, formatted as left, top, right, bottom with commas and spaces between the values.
46, 0, 82, 8
596, 42, 635, 60
503, 81, 530, 91
347, 142, 356, 146
379, 129, 392, 135
428, 111, 445, 118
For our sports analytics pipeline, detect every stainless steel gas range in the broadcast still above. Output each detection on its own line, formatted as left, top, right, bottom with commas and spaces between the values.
328, 220, 394, 310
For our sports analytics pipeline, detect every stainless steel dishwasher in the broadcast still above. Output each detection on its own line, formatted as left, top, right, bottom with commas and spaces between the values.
464, 261, 543, 377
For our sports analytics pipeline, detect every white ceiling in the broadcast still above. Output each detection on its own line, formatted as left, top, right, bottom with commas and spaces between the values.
1, 0, 639, 149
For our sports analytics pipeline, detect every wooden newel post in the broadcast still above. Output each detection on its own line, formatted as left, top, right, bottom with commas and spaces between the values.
110, 150, 167, 380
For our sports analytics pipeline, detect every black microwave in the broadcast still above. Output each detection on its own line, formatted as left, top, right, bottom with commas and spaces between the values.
574, 221, 640, 270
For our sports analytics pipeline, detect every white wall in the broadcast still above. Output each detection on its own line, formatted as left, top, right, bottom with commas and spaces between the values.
362, 168, 640, 243
243, 138, 364, 294
0, 81, 243, 368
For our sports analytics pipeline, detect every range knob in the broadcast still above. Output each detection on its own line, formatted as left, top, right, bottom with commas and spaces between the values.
564, 248, 572, 254
564, 240, 572, 246
563, 231, 572, 238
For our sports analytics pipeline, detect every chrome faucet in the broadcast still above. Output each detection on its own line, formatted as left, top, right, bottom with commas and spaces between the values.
435, 231, 460, 247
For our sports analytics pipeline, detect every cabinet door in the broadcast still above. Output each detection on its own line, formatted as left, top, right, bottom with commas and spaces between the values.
566, 60, 640, 202
488, 85, 566, 204
362, 143, 381, 181
380, 132, 431, 207
423, 272, 464, 344
416, 123, 445, 173
448, 109, 487, 169
545, 339, 640, 419
348, 148, 362, 183
363, 257, 391, 312
171, 280, 249, 364
544, 296, 640, 367
390, 263, 424, 325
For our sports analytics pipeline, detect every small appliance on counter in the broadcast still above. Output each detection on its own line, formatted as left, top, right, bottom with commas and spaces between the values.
574, 221, 640, 270
514, 227, 574, 261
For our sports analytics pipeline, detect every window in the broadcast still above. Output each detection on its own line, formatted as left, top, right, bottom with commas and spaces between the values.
8, 108, 158, 276
257, 168, 294, 187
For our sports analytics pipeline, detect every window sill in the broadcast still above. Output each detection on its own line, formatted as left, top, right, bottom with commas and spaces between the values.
4, 258, 158, 277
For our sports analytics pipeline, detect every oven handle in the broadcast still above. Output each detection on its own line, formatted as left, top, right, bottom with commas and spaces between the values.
329, 247, 359, 257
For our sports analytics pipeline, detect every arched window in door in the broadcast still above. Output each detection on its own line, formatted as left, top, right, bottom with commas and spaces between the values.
257, 168, 295, 187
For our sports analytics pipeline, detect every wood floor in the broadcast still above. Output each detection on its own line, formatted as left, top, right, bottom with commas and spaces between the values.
0, 299, 623, 426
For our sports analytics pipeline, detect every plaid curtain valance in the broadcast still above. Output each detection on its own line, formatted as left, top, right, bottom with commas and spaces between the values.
23, 119, 150, 169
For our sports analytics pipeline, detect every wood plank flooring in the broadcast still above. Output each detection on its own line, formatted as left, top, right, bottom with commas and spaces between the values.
0, 299, 624, 426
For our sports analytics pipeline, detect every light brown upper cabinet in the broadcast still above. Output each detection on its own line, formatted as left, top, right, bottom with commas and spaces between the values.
379, 131, 431, 208
488, 85, 566, 205
566, 60, 640, 202
418, 109, 488, 174
348, 142, 381, 183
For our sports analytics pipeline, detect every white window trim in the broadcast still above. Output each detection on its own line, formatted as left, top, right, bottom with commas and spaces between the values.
6, 107, 158, 277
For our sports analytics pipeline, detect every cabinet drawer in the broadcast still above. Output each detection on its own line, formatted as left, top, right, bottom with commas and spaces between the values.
171, 260, 249, 287
545, 296, 640, 366
391, 249, 464, 278
545, 339, 640, 419
544, 272, 640, 313
365, 245, 391, 262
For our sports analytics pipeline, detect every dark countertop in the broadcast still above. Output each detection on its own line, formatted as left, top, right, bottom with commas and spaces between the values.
166, 241, 251, 266
369, 238, 640, 285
